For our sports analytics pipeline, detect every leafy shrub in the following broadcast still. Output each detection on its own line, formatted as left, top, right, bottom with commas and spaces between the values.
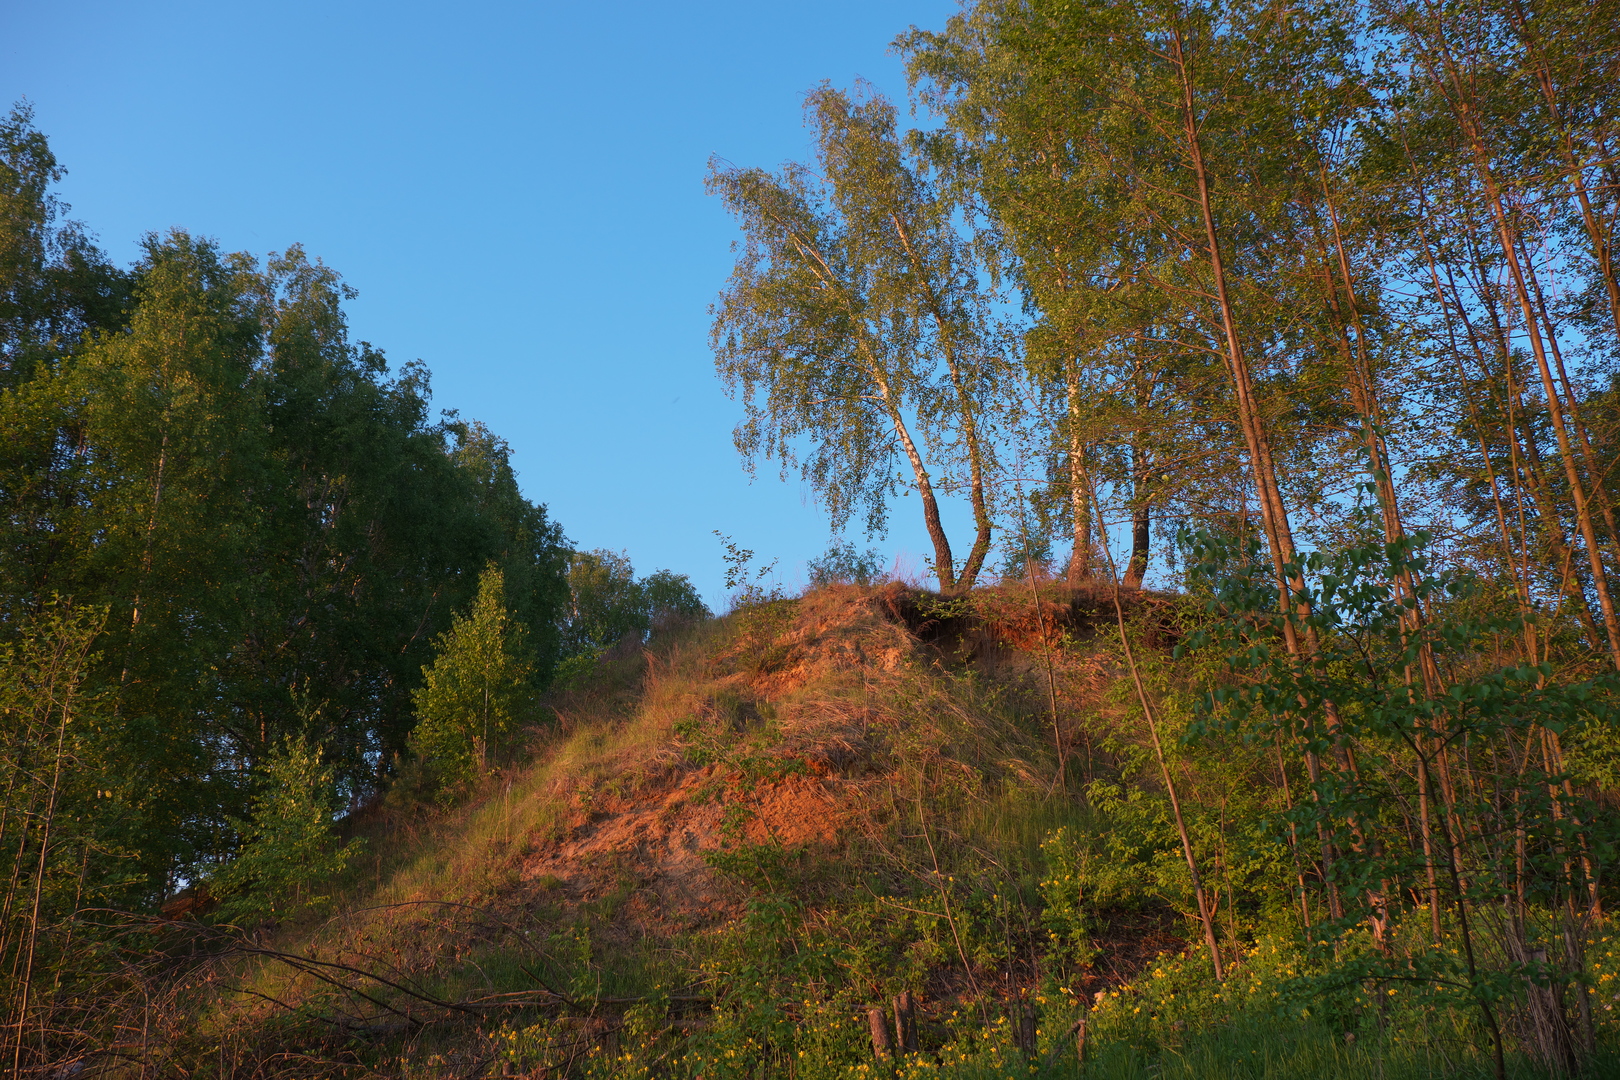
410, 564, 538, 798
807, 540, 887, 588
216, 736, 362, 923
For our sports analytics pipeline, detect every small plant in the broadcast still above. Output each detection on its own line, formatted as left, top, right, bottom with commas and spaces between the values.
215, 735, 363, 924
807, 539, 887, 588
715, 531, 784, 609
673, 716, 723, 766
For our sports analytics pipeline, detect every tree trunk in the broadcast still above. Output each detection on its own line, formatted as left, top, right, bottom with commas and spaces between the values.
890, 210, 994, 590
1169, 27, 1348, 923
1089, 472, 1224, 981
1125, 353, 1151, 589
867, 1006, 893, 1060
1507, 2, 1620, 349
1067, 368, 1093, 583
1125, 498, 1149, 590
1170, 30, 1301, 608
872, 368, 957, 592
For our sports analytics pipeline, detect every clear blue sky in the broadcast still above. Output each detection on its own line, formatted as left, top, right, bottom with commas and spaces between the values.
0, 0, 970, 606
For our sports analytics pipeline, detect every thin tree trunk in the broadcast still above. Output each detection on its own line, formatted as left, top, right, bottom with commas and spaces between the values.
1518, 236, 1620, 553
1087, 472, 1223, 979
13, 674, 72, 1077
1125, 498, 1150, 590
1420, 30, 1620, 668
1273, 736, 1313, 932
890, 212, 994, 590
1168, 28, 1349, 923
1457, 216, 1605, 651
1169, 29, 1301, 610
1419, 735, 1508, 1080
871, 368, 957, 592
1017, 492, 1067, 792
1405, 194, 1540, 651
1311, 174, 1458, 940
1125, 350, 1153, 589
1507, 0, 1620, 349
1067, 367, 1093, 584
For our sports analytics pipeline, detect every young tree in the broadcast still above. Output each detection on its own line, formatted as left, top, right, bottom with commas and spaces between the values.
215, 735, 362, 924
1188, 526, 1619, 1078
0, 600, 120, 1073
410, 565, 538, 795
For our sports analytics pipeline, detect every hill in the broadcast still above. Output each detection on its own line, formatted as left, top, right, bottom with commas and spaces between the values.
141, 581, 1619, 1078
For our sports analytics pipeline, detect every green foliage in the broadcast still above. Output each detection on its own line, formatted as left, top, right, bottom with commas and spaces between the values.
216, 735, 362, 923
0, 106, 572, 890
712, 532, 800, 674
1184, 522, 1620, 1064
0, 598, 141, 1070
714, 531, 782, 608
642, 569, 712, 629
151, 576, 1620, 1075
9, 0, 1620, 1064
708, 86, 1004, 591
410, 564, 539, 796
807, 539, 887, 588
562, 550, 645, 658
561, 549, 709, 661
0, 102, 132, 386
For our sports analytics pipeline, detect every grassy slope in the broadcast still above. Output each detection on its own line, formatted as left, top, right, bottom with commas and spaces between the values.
193, 583, 1620, 1078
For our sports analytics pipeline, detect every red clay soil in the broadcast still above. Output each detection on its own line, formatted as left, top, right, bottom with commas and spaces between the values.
520, 764, 850, 934
518, 581, 1185, 983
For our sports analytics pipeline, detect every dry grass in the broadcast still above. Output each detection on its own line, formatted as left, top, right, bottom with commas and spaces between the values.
174, 581, 1190, 1075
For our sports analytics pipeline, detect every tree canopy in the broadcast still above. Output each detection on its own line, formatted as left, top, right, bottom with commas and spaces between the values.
0, 105, 571, 900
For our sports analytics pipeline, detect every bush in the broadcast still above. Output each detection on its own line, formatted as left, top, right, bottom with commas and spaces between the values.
216, 736, 362, 923
807, 540, 887, 588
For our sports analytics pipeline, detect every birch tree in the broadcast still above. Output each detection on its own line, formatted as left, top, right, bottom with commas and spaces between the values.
710, 86, 1005, 592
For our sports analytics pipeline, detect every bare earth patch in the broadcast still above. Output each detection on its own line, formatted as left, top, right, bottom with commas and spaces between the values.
520, 764, 847, 933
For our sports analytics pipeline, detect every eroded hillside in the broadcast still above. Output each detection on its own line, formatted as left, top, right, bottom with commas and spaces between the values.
161, 584, 1181, 1070
160, 583, 1620, 1079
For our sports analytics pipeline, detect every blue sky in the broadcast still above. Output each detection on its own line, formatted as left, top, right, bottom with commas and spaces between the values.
0, 0, 970, 606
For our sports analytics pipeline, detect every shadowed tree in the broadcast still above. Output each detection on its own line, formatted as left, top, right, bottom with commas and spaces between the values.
0, 103, 132, 390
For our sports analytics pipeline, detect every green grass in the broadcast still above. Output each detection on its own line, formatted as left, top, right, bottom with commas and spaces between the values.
886, 1018, 1612, 1079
